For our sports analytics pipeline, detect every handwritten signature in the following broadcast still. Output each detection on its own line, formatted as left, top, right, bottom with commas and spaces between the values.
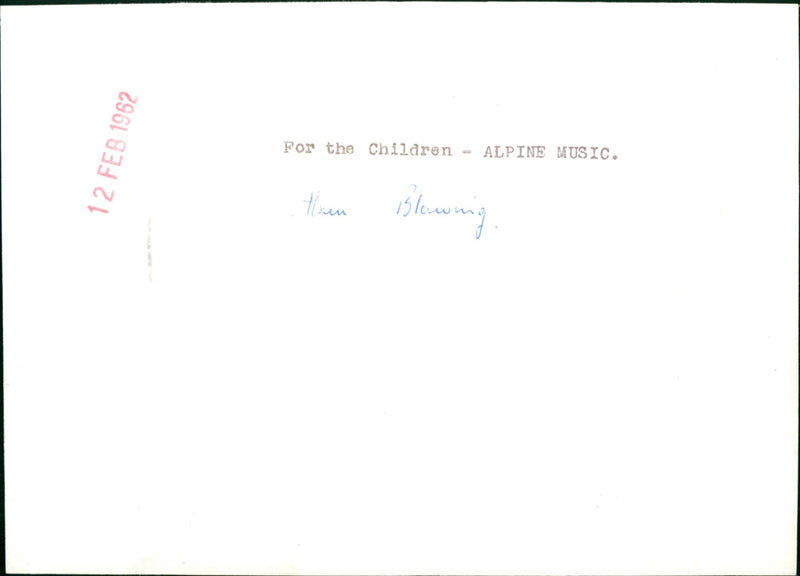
396, 184, 486, 239
303, 192, 347, 217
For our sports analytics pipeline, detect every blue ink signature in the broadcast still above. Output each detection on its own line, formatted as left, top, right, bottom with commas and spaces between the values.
304, 192, 347, 217
396, 184, 486, 239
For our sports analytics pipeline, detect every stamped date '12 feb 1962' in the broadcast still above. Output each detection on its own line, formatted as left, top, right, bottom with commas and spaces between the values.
87, 91, 137, 214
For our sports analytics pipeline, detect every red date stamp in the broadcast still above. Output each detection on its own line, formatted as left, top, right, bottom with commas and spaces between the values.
87, 91, 138, 214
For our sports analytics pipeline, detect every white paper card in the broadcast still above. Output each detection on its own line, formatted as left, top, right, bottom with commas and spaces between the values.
2, 3, 797, 574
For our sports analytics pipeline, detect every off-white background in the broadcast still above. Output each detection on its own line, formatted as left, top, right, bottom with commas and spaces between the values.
2, 3, 798, 574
